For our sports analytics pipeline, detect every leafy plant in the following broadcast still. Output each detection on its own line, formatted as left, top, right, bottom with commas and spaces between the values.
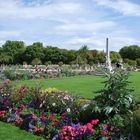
94, 69, 134, 116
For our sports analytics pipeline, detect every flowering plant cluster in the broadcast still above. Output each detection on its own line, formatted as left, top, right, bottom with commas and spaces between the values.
0, 79, 133, 140
40, 89, 81, 113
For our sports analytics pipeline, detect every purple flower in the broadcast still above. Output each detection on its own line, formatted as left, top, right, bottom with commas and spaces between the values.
29, 123, 35, 129
52, 134, 59, 140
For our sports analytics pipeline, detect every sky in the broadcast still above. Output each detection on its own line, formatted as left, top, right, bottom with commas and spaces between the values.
0, 0, 140, 51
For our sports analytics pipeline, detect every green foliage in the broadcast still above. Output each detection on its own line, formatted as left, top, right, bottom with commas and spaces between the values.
24, 42, 44, 64
136, 58, 140, 66
95, 70, 134, 116
119, 45, 140, 60
31, 58, 42, 66
2, 40, 25, 64
58, 61, 63, 67
3, 69, 32, 80
110, 51, 121, 63
119, 45, 140, 67
127, 59, 137, 66
0, 40, 124, 65
133, 110, 140, 140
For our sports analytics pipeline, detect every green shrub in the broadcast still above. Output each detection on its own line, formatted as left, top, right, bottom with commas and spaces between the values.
94, 69, 134, 116
3, 70, 32, 80
133, 110, 140, 140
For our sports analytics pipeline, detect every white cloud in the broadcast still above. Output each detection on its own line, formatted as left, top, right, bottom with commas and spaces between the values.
0, 0, 83, 19
0, 31, 22, 39
0, 0, 139, 51
93, 0, 140, 16
55, 21, 116, 32
65, 34, 140, 51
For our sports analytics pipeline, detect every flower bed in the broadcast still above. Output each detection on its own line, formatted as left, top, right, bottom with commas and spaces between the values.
0, 73, 134, 140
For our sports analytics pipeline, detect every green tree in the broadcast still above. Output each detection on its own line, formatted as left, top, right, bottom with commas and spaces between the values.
24, 42, 44, 64
97, 51, 106, 63
119, 45, 140, 60
31, 58, 42, 66
136, 58, 140, 66
2, 40, 25, 64
110, 51, 121, 63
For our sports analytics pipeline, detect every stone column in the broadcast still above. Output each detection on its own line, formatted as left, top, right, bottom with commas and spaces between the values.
106, 38, 112, 71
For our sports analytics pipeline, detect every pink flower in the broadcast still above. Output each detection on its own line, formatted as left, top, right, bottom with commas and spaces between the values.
91, 119, 99, 125
21, 104, 26, 110
101, 130, 109, 136
4, 79, 10, 85
18, 111, 22, 115
32, 114, 38, 120
103, 124, 108, 129
61, 113, 66, 117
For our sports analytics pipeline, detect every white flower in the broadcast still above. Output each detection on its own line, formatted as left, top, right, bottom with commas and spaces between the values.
52, 103, 56, 106
62, 100, 66, 105
67, 108, 71, 112
39, 103, 43, 108
82, 104, 89, 110
64, 96, 69, 100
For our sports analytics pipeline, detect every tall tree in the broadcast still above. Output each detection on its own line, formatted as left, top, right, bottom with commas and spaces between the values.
24, 42, 44, 64
119, 45, 140, 60
2, 40, 25, 64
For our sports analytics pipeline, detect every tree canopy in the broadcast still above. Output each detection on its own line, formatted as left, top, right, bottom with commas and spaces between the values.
0, 40, 122, 65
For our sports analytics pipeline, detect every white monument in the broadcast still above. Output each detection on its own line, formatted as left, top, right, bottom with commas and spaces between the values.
106, 38, 112, 71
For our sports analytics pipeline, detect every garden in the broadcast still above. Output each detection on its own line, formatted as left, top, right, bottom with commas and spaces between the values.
0, 69, 139, 140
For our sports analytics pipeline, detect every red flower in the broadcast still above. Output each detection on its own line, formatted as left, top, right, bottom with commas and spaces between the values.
13, 107, 18, 111
61, 113, 66, 117
18, 95, 22, 100
35, 127, 44, 135
0, 110, 6, 118
21, 104, 26, 110
22, 87, 27, 93
16, 118, 23, 124
41, 115, 46, 121
52, 121, 59, 127
49, 115, 55, 121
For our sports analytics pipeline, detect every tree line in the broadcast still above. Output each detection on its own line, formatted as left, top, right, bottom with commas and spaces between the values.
119, 45, 140, 67
0, 40, 127, 66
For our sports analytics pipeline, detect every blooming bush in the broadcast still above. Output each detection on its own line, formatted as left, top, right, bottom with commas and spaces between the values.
40, 88, 81, 114
0, 79, 13, 110
0, 77, 135, 140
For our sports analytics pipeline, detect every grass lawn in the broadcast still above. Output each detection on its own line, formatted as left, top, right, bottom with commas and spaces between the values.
16, 75, 105, 99
0, 72, 140, 139
0, 121, 44, 140
16, 72, 140, 100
